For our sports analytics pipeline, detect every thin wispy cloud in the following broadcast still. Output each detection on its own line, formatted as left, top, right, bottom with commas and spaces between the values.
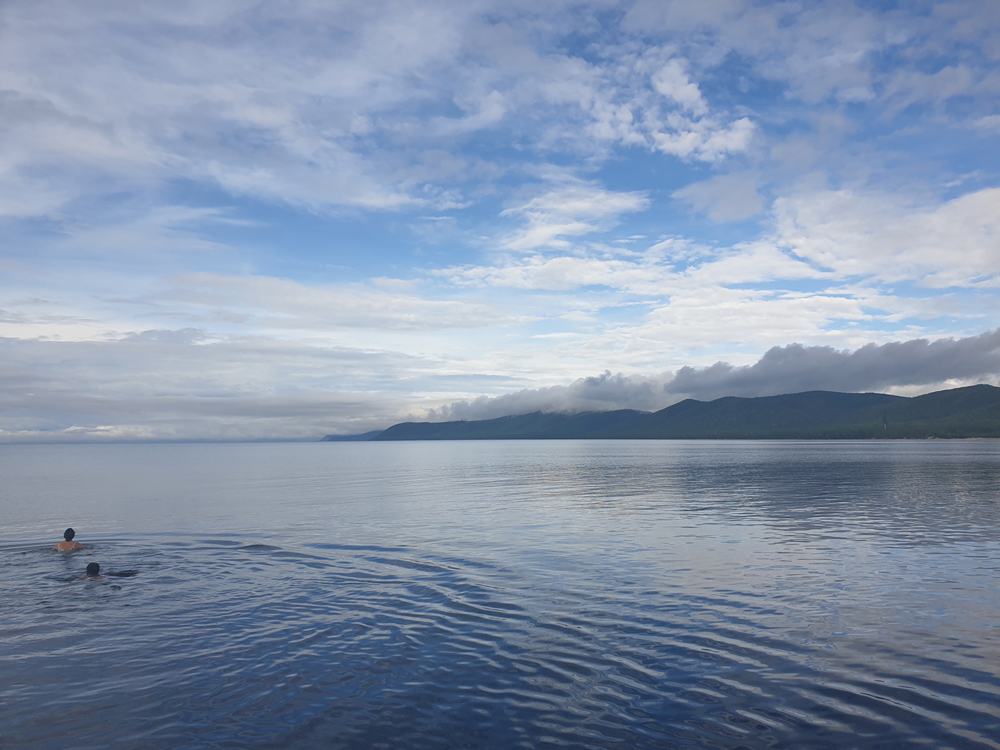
500, 179, 650, 251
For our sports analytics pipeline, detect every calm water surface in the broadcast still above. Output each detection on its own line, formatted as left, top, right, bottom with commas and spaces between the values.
1, 440, 998, 749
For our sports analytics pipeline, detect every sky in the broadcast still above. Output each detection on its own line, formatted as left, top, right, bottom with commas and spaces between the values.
2, 0, 1000, 441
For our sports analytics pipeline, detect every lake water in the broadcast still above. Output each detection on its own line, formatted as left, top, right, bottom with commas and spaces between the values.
2, 440, 999, 749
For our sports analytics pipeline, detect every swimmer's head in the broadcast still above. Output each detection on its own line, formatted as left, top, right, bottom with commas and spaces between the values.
64, 528, 76, 541
86, 562, 100, 577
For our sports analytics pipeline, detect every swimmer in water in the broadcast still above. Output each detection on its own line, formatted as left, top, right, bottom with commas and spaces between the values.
78, 562, 102, 580
54, 528, 85, 552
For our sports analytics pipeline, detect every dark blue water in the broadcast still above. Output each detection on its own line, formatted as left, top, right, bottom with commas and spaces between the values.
2, 440, 999, 749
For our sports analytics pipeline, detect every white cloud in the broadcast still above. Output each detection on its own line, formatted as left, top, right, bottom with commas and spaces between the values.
428, 90, 507, 136
440, 254, 664, 292
882, 65, 977, 115
634, 287, 872, 353
772, 187, 1000, 286
672, 172, 765, 222
0, 0, 757, 223
974, 114, 1000, 131
651, 59, 707, 115
145, 273, 522, 333
0, 0, 998, 442
499, 179, 649, 251
651, 115, 755, 161
63, 206, 242, 257
623, 0, 1000, 117
438, 233, 821, 295
623, 0, 886, 104
0, 268, 529, 349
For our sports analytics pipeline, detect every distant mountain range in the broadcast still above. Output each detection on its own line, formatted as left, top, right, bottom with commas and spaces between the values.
322, 384, 1000, 441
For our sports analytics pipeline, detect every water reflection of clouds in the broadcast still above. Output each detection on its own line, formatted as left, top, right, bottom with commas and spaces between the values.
500, 440, 1000, 547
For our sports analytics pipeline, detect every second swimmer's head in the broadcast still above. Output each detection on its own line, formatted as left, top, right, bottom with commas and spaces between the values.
86, 562, 100, 577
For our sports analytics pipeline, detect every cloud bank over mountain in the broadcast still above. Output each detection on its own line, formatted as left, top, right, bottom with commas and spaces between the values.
428, 370, 676, 422
433, 330, 1000, 422
666, 330, 1000, 402
5, 328, 997, 440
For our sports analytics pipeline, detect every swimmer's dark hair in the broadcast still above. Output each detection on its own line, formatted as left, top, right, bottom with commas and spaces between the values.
64, 528, 76, 541
86, 562, 100, 576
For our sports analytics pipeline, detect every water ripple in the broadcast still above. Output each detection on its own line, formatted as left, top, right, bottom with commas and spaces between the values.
2, 441, 1000, 749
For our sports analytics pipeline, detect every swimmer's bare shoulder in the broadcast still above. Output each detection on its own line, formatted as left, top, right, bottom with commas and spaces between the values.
54, 541, 85, 551
54, 528, 85, 550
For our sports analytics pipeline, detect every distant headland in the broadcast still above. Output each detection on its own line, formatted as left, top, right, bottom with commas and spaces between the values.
322, 384, 1000, 441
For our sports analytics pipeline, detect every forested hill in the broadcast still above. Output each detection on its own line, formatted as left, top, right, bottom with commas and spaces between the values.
366, 384, 1000, 441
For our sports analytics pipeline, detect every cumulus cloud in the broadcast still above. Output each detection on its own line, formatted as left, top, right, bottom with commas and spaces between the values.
651, 60, 708, 115
651, 116, 754, 162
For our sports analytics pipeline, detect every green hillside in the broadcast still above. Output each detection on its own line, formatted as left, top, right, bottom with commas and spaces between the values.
374, 409, 646, 440
829, 383, 1000, 438
629, 390, 903, 438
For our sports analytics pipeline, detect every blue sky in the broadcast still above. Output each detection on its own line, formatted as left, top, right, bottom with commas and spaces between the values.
2, 0, 1000, 440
